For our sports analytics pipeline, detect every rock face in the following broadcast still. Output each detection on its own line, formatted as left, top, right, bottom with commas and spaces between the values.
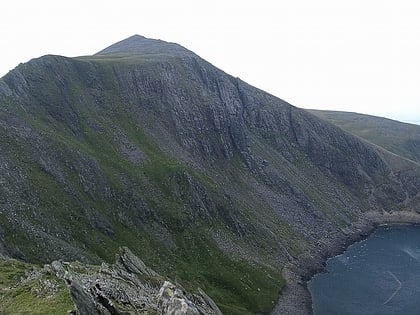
44, 247, 222, 315
157, 281, 221, 315
116, 246, 158, 277
0, 35, 419, 313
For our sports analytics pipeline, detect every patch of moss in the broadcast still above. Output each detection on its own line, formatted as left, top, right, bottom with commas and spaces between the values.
0, 260, 73, 314
168, 228, 285, 314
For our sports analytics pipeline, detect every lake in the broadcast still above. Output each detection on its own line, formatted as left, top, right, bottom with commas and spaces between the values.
309, 225, 420, 315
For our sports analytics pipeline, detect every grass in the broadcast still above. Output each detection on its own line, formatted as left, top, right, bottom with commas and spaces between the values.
0, 259, 73, 314
168, 228, 285, 315
309, 109, 420, 163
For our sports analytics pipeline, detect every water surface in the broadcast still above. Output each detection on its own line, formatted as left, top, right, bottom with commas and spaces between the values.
309, 225, 420, 315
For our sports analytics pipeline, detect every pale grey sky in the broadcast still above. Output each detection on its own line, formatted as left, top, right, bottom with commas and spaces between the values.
1, 0, 419, 123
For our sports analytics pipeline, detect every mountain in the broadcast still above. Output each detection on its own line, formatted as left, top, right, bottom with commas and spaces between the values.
0, 35, 419, 314
308, 109, 420, 163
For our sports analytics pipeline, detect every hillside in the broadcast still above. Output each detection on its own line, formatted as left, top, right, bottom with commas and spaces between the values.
0, 35, 419, 314
308, 109, 420, 163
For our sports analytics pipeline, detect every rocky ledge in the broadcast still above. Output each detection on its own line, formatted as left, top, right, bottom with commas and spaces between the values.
271, 210, 420, 315
2, 247, 222, 315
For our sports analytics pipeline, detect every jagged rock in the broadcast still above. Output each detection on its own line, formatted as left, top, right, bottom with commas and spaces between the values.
40, 247, 222, 314
69, 279, 110, 315
197, 288, 223, 315
115, 246, 158, 277
157, 281, 200, 315
49, 260, 67, 277
0, 79, 12, 96
157, 281, 223, 315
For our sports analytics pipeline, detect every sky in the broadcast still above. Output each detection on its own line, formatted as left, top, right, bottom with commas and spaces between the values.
1, 0, 419, 123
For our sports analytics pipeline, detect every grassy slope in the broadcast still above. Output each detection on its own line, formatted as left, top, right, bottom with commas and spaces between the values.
308, 109, 420, 163
0, 259, 73, 314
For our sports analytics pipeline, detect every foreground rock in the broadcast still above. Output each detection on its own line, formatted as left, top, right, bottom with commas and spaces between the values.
2, 247, 221, 315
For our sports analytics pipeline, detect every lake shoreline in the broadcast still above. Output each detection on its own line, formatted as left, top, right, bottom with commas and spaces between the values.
271, 210, 420, 315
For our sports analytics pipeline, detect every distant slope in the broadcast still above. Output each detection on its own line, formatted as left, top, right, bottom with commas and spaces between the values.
308, 110, 420, 163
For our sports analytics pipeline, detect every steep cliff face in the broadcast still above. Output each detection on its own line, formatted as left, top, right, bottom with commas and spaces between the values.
0, 35, 419, 313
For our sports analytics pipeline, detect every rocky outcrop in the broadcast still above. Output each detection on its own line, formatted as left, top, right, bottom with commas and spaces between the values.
0, 78, 12, 96
157, 281, 222, 315
115, 246, 158, 277
44, 247, 222, 315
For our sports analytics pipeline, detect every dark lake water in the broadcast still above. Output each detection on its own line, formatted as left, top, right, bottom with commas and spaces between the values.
309, 225, 420, 315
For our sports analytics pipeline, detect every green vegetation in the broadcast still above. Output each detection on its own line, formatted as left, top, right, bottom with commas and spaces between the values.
308, 109, 420, 163
171, 229, 285, 314
0, 260, 73, 314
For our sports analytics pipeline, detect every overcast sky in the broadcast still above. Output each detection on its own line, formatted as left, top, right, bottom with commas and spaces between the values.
1, 0, 419, 123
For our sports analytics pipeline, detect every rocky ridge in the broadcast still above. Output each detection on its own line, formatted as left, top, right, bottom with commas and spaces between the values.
1, 247, 221, 315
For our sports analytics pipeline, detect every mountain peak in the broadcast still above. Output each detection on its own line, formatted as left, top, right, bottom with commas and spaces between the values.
95, 34, 193, 57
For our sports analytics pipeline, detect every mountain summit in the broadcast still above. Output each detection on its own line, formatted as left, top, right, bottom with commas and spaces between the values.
96, 34, 194, 57
0, 36, 419, 314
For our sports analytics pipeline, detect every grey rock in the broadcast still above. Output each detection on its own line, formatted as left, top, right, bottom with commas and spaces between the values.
69, 279, 110, 315
157, 281, 223, 315
197, 288, 223, 315
43, 247, 221, 314
2, 68, 29, 97
157, 281, 200, 315
115, 246, 158, 277
50, 260, 66, 277
0, 79, 12, 97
